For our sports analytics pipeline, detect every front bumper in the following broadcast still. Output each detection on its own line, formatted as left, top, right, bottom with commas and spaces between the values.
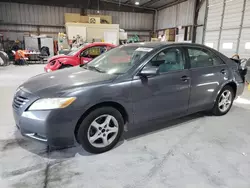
12, 89, 81, 148
44, 67, 51, 72
44, 64, 53, 72
44, 60, 62, 72
13, 109, 78, 148
14, 110, 50, 142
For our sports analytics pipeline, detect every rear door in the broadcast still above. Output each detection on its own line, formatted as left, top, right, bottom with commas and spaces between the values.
185, 47, 229, 113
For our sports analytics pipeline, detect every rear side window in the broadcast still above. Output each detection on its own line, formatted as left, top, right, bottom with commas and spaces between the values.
187, 48, 224, 68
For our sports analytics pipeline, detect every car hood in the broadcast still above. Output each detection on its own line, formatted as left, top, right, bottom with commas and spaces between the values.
48, 54, 71, 62
20, 66, 117, 97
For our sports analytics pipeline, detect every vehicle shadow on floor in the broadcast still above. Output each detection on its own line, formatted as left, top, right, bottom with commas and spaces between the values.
123, 112, 205, 141
14, 112, 207, 159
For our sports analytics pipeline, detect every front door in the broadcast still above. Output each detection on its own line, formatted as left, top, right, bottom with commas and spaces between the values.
131, 47, 191, 126
186, 47, 230, 113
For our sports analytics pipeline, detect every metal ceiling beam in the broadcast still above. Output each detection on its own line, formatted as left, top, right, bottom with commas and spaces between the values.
141, 0, 161, 7
123, 0, 131, 4
0, 0, 155, 13
100, 0, 156, 10
157, 0, 187, 10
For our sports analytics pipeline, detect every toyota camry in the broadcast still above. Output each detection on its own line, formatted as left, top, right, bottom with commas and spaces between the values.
13, 42, 247, 153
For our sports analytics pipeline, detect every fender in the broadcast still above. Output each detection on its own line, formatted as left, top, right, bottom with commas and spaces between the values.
212, 79, 236, 103
73, 98, 132, 142
81, 97, 132, 124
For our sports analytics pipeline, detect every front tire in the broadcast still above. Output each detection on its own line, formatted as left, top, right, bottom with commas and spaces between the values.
212, 85, 234, 116
77, 107, 124, 154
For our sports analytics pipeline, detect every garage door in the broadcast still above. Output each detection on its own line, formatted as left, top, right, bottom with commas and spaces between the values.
204, 0, 250, 58
204, 0, 223, 50
239, 0, 250, 58
219, 0, 243, 57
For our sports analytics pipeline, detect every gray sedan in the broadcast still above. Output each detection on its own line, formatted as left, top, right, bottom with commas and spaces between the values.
13, 42, 246, 153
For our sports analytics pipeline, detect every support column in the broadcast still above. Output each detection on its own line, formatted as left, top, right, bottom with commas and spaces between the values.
236, 0, 247, 54
192, 0, 206, 43
217, 0, 226, 51
202, 0, 208, 44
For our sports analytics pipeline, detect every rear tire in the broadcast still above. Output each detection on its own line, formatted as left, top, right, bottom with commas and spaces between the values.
212, 85, 235, 116
76, 107, 124, 154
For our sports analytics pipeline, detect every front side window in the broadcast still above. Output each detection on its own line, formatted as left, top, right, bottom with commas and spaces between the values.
188, 48, 223, 68
147, 48, 185, 73
80, 46, 108, 59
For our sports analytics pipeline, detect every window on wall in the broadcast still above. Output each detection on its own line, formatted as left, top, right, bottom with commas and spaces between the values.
222, 43, 233, 49
187, 48, 224, 68
147, 48, 186, 73
245, 42, 250, 50
205, 43, 214, 49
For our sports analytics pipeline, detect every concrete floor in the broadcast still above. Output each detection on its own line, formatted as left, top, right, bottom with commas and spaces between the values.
1, 65, 250, 188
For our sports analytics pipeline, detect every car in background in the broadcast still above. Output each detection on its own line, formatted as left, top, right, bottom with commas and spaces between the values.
44, 42, 116, 72
13, 42, 247, 154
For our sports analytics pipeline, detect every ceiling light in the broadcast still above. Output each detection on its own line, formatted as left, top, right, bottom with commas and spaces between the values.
135, 1, 139, 5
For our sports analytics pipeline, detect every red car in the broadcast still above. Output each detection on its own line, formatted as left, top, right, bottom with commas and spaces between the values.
44, 42, 116, 72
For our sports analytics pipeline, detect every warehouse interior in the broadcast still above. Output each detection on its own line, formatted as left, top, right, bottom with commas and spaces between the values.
1, 0, 250, 187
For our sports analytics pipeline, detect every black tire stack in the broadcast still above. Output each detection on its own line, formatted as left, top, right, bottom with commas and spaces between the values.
0, 51, 10, 66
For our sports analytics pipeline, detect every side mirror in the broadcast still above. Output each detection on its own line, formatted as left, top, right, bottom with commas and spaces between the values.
139, 66, 159, 77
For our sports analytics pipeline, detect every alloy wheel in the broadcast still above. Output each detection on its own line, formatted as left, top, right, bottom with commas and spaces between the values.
218, 90, 232, 112
87, 114, 119, 148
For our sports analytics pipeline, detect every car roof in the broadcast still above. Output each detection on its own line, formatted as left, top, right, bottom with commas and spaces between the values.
86, 42, 116, 47
124, 42, 208, 49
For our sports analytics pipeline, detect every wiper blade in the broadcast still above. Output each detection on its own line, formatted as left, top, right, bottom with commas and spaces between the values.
79, 64, 87, 68
80, 64, 88, 69
88, 65, 106, 73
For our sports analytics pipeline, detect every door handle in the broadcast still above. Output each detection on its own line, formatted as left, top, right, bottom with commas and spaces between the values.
180, 76, 190, 82
220, 69, 226, 74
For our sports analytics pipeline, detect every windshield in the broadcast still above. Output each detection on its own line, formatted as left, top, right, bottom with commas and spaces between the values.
84, 45, 153, 75
67, 44, 89, 56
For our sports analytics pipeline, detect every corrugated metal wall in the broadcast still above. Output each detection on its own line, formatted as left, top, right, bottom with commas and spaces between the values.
0, 2, 153, 41
86, 9, 153, 41
0, 2, 80, 25
157, 0, 195, 30
204, 0, 250, 58
157, 5, 177, 29
238, 0, 250, 58
86, 9, 153, 30
204, 0, 223, 50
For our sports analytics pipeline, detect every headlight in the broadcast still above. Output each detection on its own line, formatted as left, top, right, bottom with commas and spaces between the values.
28, 97, 76, 110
